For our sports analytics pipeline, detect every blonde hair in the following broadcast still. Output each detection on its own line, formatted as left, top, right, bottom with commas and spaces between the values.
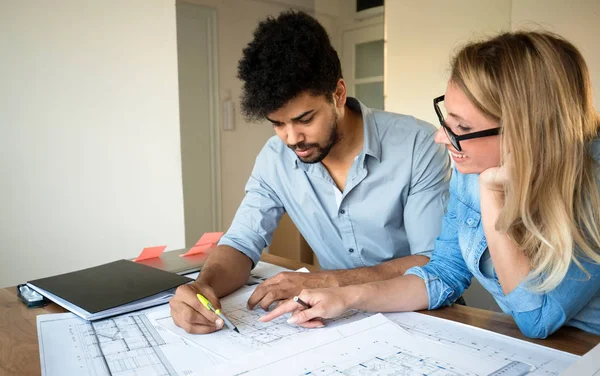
451, 31, 600, 292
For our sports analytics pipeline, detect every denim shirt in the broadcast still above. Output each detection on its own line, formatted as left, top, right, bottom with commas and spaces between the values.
219, 98, 451, 270
406, 142, 600, 339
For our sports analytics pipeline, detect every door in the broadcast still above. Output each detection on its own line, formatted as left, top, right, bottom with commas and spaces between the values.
176, 2, 221, 247
342, 22, 385, 110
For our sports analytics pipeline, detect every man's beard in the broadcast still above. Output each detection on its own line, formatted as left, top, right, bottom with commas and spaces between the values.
288, 112, 339, 164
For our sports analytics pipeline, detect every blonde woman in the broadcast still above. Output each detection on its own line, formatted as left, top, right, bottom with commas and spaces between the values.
260, 31, 600, 338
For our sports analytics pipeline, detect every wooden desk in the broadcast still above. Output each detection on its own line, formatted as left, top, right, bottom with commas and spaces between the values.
1, 253, 598, 376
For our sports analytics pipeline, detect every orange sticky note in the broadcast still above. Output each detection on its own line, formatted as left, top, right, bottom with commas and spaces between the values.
135, 245, 167, 262
195, 232, 224, 246
180, 243, 216, 257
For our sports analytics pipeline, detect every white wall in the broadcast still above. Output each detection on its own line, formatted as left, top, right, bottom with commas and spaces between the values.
512, 0, 600, 109
385, 1, 512, 125
0, 0, 185, 287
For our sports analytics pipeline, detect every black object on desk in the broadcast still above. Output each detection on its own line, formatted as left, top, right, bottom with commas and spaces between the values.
27, 259, 192, 320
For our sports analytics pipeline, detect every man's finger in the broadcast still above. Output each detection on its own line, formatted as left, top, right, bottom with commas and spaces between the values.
247, 282, 271, 310
258, 291, 282, 311
181, 285, 223, 324
275, 298, 292, 309
171, 300, 223, 331
259, 299, 298, 322
190, 283, 222, 311
177, 320, 222, 334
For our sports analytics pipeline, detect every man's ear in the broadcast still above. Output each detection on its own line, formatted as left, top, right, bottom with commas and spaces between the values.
333, 79, 347, 108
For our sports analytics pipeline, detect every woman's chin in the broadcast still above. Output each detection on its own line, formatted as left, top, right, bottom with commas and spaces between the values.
454, 163, 484, 175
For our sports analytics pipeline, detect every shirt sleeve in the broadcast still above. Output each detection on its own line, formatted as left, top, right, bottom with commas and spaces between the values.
218, 148, 285, 267
501, 256, 600, 339
404, 171, 474, 308
403, 122, 452, 257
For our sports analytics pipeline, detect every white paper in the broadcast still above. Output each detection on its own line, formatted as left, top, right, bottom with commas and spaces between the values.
384, 311, 579, 375
561, 341, 600, 376
37, 258, 581, 376
207, 314, 510, 376
37, 305, 223, 376
148, 284, 371, 360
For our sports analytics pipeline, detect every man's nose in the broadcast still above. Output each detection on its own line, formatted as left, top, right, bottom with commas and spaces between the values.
286, 125, 304, 146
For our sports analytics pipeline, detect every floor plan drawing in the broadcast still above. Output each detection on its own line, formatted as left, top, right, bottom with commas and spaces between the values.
384, 312, 577, 376
87, 314, 176, 375
38, 307, 221, 376
149, 285, 371, 360
206, 314, 511, 376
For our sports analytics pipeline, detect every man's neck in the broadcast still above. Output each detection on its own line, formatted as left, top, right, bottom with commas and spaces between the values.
322, 105, 364, 168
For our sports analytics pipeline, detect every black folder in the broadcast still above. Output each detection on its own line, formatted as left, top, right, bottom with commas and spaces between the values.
27, 259, 192, 320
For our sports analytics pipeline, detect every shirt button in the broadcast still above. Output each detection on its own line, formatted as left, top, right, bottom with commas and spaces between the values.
349, 248, 354, 253
340, 210, 345, 214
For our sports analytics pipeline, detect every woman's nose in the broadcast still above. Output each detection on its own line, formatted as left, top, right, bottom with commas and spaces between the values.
434, 126, 450, 145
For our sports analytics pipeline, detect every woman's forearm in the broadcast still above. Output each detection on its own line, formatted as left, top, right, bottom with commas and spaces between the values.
344, 274, 429, 312
480, 188, 531, 295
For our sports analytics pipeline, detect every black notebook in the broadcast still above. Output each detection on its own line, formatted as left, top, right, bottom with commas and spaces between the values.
27, 259, 192, 320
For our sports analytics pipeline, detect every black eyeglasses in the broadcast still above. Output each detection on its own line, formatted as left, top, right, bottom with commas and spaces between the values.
433, 95, 501, 152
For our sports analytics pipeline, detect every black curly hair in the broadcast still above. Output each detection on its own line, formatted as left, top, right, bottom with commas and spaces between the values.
237, 10, 342, 121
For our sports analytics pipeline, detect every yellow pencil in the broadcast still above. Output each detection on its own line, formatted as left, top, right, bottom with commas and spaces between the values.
197, 293, 240, 333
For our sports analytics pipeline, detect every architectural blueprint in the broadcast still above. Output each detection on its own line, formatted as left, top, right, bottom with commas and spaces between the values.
37, 306, 222, 376
384, 312, 578, 376
207, 314, 514, 376
148, 284, 371, 360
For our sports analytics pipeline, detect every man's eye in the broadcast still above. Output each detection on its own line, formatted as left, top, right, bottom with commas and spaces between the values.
271, 123, 284, 128
299, 117, 313, 124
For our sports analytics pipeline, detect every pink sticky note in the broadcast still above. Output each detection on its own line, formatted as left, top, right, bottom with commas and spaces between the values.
195, 232, 224, 246
135, 245, 167, 262
180, 243, 216, 257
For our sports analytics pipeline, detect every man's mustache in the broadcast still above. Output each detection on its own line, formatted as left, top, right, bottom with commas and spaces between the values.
287, 142, 319, 151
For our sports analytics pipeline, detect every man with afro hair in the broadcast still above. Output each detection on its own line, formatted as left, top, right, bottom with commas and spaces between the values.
170, 10, 451, 334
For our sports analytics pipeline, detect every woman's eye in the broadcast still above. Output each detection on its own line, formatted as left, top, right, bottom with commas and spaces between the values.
457, 124, 472, 133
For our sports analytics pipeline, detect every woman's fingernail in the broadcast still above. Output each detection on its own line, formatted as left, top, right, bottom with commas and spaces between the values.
216, 319, 224, 328
287, 316, 298, 324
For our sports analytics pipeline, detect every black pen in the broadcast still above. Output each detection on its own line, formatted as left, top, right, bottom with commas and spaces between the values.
293, 296, 311, 309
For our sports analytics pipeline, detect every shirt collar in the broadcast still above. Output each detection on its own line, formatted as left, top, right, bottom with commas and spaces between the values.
292, 96, 382, 169
348, 97, 381, 162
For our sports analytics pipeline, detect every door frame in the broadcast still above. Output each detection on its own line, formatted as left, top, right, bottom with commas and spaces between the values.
341, 16, 385, 106
176, 2, 221, 232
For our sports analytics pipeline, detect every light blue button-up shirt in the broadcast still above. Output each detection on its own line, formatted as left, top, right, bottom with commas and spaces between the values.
219, 97, 451, 270
406, 140, 600, 338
